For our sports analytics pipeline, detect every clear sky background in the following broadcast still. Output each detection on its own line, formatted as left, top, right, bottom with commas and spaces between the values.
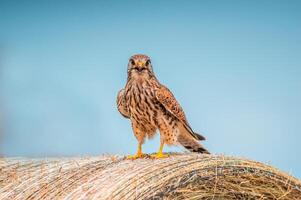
0, 1, 300, 178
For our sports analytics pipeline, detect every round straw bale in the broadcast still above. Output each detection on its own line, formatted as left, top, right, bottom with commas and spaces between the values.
0, 154, 300, 199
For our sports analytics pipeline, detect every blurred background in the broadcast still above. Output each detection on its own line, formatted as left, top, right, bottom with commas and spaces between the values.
0, 0, 300, 178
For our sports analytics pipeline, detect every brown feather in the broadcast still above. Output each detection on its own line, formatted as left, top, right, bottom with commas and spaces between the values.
177, 122, 210, 154
117, 89, 130, 118
155, 85, 206, 141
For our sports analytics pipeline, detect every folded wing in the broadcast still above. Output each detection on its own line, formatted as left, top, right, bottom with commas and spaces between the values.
117, 89, 130, 118
155, 85, 205, 141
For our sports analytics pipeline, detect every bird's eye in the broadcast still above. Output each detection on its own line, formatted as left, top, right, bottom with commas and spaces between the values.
145, 60, 151, 66
130, 59, 135, 65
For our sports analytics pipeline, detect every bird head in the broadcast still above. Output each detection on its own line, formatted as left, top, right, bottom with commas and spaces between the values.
127, 54, 154, 79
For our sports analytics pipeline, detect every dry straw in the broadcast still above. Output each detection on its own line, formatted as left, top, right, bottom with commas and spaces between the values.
0, 154, 300, 199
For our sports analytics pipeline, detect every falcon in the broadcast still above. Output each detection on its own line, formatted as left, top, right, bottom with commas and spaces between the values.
117, 54, 209, 159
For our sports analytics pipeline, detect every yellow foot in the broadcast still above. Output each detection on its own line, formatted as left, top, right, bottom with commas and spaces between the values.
151, 152, 169, 159
126, 153, 147, 160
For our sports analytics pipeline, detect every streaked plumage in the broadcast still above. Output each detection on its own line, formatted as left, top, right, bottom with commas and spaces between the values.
117, 54, 209, 158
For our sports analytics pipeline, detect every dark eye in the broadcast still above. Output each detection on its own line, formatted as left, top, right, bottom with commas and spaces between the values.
130, 59, 135, 65
145, 60, 151, 66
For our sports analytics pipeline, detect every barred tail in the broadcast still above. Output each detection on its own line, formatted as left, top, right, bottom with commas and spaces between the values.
180, 139, 210, 154
184, 144, 210, 154
178, 123, 210, 154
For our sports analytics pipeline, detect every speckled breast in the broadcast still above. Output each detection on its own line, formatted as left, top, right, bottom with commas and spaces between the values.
125, 80, 159, 133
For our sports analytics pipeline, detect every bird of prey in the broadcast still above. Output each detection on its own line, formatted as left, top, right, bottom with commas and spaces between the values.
117, 54, 209, 159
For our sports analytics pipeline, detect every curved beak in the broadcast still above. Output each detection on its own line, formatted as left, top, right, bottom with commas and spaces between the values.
137, 61, 144, 67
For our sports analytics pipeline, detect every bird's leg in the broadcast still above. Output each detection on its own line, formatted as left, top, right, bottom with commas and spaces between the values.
126, 143, 146, 159
151, 141, 169, 159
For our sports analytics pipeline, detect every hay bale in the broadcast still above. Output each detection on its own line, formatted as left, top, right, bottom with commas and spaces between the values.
0, 154, 300, 199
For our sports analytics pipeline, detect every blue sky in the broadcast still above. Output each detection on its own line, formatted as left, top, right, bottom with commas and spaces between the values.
0, 0, 300, 178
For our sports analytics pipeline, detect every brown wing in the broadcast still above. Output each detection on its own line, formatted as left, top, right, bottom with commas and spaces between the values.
117, 89, 130, 118
155, 85, 205, 141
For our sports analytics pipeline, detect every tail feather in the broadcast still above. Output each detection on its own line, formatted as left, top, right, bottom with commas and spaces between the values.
178, 123, 209, 154
193, 132, 206, 141
183, 145, 210, 154
182, 124, 206, 141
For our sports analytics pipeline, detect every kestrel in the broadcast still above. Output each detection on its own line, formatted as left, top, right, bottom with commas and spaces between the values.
117, 54, 209, 159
